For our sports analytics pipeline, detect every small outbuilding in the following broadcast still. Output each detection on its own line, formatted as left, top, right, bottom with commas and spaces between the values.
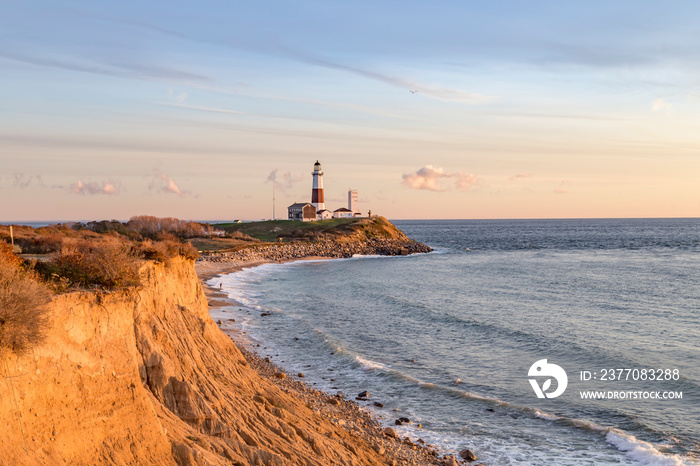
288, 202, 317, 221
333, 207, 354, 219
316, 209, 333, 220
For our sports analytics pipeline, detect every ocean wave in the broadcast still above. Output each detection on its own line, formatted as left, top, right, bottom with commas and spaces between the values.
532, 409, 562, 421
606, 429, 693, 466
354, 355, 388, 371
382, 375, 694, 465
527, 408, 693, 465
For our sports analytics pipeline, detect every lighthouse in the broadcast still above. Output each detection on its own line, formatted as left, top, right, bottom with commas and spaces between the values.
311, 161, 325, 211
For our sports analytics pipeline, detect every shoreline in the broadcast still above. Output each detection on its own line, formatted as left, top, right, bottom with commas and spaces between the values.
195, 255, 472, 466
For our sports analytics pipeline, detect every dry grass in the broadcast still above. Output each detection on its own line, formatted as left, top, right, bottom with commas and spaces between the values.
37, 239, 141, 290
225, 230, 258, 241
2, 218, 202, 292
0, 243, 51, 354
138, 235, 199, 262
13, 232, 63, 254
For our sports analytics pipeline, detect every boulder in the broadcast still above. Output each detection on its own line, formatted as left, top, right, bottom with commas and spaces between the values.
459, 448, 478, 461
441, 455, 459, 466
383, 427, 397, 438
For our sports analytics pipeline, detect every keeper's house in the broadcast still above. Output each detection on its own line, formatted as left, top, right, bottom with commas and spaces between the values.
288, 202, 317, 221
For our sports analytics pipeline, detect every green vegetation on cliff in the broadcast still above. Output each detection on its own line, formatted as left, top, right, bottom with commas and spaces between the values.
215, 217, 408, 243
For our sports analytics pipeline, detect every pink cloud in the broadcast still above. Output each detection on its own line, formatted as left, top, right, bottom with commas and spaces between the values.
401, 165, 478, 192
150, 173, 196, 197
70, 179, 120, 195
162, 174, 182, 195
13, 173, 44, 189
266, 169, 303, 193
102, 182, 118, 195
554, 179, 570, 194
509, 173, 535, 181
455, 172, 479, 191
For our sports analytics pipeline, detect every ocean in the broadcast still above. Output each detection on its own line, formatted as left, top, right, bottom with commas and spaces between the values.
209, 218, 700, 465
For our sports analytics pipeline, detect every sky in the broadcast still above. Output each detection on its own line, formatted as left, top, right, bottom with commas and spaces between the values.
1, 0, 699, 221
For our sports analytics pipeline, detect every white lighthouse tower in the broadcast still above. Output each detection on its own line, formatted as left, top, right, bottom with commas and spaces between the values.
311, 161, 325, 211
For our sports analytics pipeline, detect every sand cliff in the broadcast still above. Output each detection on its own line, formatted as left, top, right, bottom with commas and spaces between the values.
0, 257, 437, 465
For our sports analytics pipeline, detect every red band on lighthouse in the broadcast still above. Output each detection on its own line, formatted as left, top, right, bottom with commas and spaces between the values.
312, 188, 324, 204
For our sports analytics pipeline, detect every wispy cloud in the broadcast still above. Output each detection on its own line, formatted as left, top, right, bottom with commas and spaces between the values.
401, 165, 479, 192
100, 16, 495, 105
0, 49, 212, 84
168, 88, 188, 104
149, 173, 195, 197
455, 172, 479, 190
102, 182, 119, 195
509, 173, 535, 181
651, 97, 673, 114
275, 47, 496, 104
70, 179, 120, 195
162, 101, 430, 132
13, 173, 44, 189
554, 180, 570, 194
266, 169, 303, 193
488, 111, 633, 122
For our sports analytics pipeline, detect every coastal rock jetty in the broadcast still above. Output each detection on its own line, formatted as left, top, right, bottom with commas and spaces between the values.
203, 237, 432, 263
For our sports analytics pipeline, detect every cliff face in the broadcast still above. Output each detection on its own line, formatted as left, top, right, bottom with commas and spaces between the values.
0, 258, 390, 465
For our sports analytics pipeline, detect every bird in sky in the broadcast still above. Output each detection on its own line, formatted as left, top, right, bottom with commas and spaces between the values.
409, 90, 418, 94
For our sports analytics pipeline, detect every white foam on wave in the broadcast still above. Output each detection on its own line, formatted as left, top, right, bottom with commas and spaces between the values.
457, 390, 504, 404
354, 355, 388, 371
532, 409, 562, 421
606, 430, 692, 466
209, 264, 282, 308
529, 407, 693, 465
349, 253, 416, 260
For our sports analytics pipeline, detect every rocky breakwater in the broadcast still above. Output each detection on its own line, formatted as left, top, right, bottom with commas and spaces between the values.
203, 237, 433, 263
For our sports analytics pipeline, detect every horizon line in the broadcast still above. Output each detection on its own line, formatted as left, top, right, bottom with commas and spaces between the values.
2, 215, 699, 226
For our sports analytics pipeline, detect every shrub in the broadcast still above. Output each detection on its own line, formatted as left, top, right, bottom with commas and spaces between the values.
138, 237, 199, 262
0, 244, 51, 354
127, 215, 215, 239
226, 230, 258, 242
14, 233, 63, 254
37, 239, 141, 289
